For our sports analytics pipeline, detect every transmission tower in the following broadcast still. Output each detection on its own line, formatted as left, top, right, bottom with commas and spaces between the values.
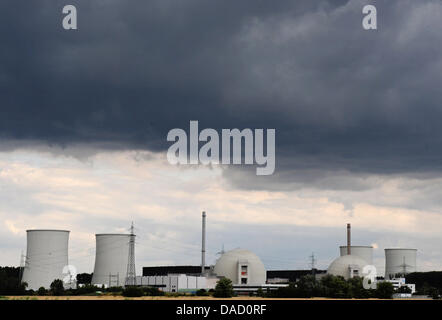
125, 222, 136, 286
397, 256, 413, 277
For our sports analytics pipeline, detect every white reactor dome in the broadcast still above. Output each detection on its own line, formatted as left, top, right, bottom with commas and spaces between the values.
91, 234, 131, 287
21, 229, 70, 290
327, 255, 368, 280
214, 248, 266, 285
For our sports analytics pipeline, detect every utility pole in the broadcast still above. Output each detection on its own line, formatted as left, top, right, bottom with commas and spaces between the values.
201, 211, 206, 275
125, 222, 136, 286
216, 244, 225, 256
18, 251, 25, 285
309, 252, 316, 278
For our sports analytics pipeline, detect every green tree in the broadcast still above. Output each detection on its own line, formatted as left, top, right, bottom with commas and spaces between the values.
142, 286, 164, 296
297, 275, 322, 298
75, 284, 100, 295
272, 282, 298, 298
396, 286, 412, 294
375, 281, 394, 299
428, 287, 440, 300
256, 288, 265, 297
37, 287, 47, 296
122, 286, 143, 297
196, 289, 208, 296
0, 267, 27, 295
320, 275, 350, 298
50, 279, 65, 296
272, 275, 322, 298
347, 277, 371, 298
213, 278, 234, 298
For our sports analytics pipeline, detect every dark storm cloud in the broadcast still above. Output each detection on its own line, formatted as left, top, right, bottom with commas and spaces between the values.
2, 0, 442, 184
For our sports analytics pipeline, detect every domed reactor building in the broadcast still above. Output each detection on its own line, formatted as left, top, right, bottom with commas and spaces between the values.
327, 255, 368, 280
214, 248, 267, 285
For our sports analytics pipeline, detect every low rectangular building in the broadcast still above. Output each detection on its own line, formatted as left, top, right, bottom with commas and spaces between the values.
135, 274, 208, 293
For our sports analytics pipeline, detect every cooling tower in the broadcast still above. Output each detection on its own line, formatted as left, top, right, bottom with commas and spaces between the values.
384, 248, 417, 280
21, 230, 70, 290
340, 246, 373, 265
91, 234, 130, 287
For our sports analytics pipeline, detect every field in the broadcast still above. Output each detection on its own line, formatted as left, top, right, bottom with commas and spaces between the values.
1, 296, 431, 300
2, 295, 319, 300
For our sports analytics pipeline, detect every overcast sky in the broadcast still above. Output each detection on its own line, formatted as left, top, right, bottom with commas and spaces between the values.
1, 0, 442, 276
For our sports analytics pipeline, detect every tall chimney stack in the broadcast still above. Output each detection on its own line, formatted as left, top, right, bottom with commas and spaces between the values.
347, 223, 351, 255
201, 211, 206, 274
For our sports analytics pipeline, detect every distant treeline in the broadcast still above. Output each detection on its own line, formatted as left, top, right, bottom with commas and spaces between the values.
268, 275, 397, 299
0, 266, 93, 295
0, 267, 26, 295
2, 265, 442, 299
406, 271, 442, 294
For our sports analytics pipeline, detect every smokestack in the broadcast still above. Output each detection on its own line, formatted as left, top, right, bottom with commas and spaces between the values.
347, 223, 351, 255
201, 211, 206, 274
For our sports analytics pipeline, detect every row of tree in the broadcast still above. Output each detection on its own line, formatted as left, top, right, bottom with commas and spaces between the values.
0, 267, 27, 295
406, 272, 442, 297
194, 276, 397, 299
2, 266, 441, 299
268, 275, 396, 299
197, 276, 401, 299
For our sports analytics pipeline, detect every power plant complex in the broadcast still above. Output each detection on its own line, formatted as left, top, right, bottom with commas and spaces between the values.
326, 224, 417, 293
19, 216, 419, 294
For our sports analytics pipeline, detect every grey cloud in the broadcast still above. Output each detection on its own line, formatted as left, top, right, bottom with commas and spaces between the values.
2, 0, 442, 188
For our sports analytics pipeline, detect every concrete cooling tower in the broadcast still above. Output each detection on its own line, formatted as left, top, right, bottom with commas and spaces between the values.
91, 234, 130, 287
340, 246, 373, 265
21, 230, 70, 290
385, 248, 417, 280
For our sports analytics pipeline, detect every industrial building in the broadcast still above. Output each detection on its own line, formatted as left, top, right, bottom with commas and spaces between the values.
135, 274, 211, 293
384, 277, 416, 294
143, 266, 211, 276
327, 223, 418, 297
139, 212, 274, 294
21, 229, 70, 290
266, 270, 327, 283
